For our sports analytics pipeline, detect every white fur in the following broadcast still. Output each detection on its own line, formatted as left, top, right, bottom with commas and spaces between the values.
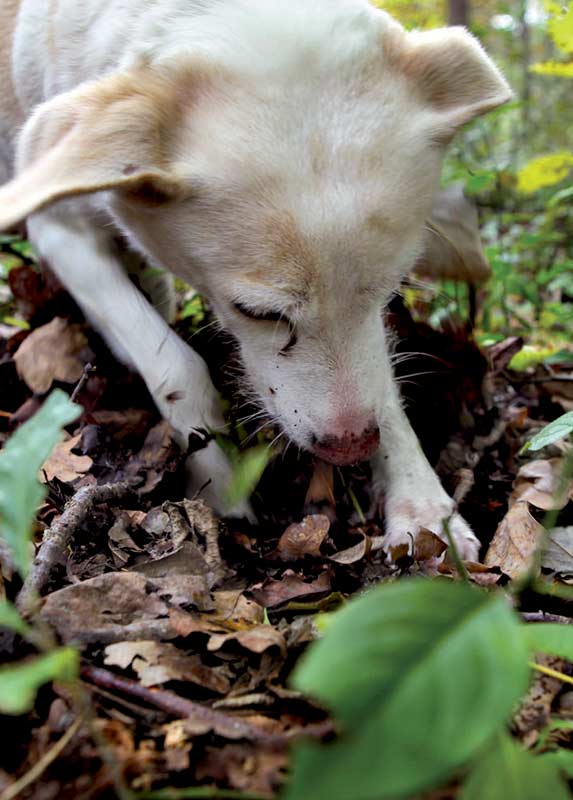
0, 0, 512, 553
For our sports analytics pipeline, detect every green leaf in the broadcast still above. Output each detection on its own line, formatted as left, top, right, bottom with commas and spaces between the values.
0, 600, 31, 637
286, 580, 530, 800
523, 622, 573, 660
521, 411, 573, 453
0, 647, 79, 715
0, 390, 82, 577
225, 445, 270, 507
460, 733, 569, 800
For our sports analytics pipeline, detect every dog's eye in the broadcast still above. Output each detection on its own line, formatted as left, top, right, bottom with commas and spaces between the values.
233, 302, 289, 324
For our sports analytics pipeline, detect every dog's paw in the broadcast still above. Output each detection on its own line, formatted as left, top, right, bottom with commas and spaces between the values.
382, 494, 479, 563
185, 441, 255, 522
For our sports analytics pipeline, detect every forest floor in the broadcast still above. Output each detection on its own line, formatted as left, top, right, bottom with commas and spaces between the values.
2, 242, 573, 799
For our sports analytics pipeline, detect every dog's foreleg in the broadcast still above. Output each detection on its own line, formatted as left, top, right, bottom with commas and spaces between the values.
371, 346, 479, 562
26, 208, 250, 517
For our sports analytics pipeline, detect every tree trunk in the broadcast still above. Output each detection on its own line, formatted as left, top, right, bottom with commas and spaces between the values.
448, 0, 470, 27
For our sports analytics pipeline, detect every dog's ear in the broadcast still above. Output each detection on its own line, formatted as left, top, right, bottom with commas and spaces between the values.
397, 26, 512, 136
0, 69, 186, 231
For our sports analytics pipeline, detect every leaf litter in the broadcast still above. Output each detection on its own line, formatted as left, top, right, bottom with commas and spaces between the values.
3, 259, 573, 797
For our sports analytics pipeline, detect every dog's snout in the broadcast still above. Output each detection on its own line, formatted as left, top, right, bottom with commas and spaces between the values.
312, 423, 380, 466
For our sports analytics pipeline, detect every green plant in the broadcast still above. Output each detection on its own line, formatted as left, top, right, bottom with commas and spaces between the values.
0, 390, 82, 714
285, 578, 573, 799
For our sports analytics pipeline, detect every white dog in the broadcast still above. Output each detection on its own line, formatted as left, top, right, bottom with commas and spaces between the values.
0, 0, 511, 559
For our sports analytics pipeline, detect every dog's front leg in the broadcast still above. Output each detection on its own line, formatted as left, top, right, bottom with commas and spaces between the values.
371, 350, 479, 562
26, 209, 251, 518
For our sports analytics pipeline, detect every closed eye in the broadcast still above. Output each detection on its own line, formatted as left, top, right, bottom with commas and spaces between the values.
233, 302, 298, 355
233, 302, 291, 325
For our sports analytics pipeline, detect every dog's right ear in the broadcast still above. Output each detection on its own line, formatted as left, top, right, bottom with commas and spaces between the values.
0, 69, 188, 231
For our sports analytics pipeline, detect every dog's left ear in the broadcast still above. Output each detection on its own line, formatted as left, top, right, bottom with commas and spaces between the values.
0, 68, 188, 231
398, 26, 512, 136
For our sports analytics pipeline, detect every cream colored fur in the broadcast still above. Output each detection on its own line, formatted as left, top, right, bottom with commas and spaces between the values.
0, 0, 511, 557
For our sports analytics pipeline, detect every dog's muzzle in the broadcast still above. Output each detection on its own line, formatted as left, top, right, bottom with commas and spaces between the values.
312, 425, 380, 466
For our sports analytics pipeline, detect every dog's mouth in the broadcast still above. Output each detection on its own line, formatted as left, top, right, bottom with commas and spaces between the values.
311, 428, 380, 466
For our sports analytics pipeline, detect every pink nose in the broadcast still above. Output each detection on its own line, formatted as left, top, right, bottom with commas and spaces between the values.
312, 425, 380, 466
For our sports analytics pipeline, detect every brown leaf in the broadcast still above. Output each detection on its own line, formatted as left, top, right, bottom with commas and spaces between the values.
276, 515, 330, 560
514, 458, 573, 511
484, 501, 545, 579
126, 420, 182, 493
329, 532, 370, 564
104, 641, 231, 693
41, 434, 93, 484
41, 572, 202, 645
14, 317, 92, 393
207, 626, 286, 656
251, 571, 331, 608
542, 527, 573, 574
305, 462, 335, 505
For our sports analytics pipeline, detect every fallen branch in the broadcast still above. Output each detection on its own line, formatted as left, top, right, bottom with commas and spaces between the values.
17, 481, 135, 615
82, 665, 334, 746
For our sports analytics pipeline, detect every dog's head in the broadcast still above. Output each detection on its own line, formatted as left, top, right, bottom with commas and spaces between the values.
0, 3, 511, 464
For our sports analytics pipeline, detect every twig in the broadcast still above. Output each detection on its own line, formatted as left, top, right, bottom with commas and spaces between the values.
0, 716, 83, 800
81, 665, 333, 746
70, 362, 95, 403
530, 661, 573, 687
137, 789, 269, 800
522, 612, 573, 625
17, 481, 135, 614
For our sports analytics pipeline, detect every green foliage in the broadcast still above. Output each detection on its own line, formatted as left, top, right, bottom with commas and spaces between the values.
0, 599, 32, 638
0, 648, 79, 715
0, 389, 81, 577
286, 580, 530, 800
225, 444, 271, 508
459, 733, 570, 800
521, 411, 573, 452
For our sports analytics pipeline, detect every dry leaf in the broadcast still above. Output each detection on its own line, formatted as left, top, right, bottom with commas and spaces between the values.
542, 527, 573, 574
14, 317, 92, 393
484, 502, 545, 579
41, 434, 93, 484
41, 572, 202, 645
104, 640, 231, 693
251, 571, 331, 608
514, 458, 573, 511
276, 515, 330, 560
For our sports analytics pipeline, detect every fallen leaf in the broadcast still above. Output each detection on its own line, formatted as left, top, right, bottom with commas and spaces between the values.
41, 434, 93, 484
251, 571, 331, 608
104, 640, 231, 693
41, 572, 202, 645
305, 462, 335, 505
329, 532, 371, 565
14, 317, 92, 393
542, 527, 573, 574
514, 458, 573, 511
207, 626, 286, 656
484, 502, 545, 579
276, 516, 330, 560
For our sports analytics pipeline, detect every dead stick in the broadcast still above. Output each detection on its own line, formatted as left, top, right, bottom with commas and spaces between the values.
0, 716, 83, 800
17, 481, 135, 614
82, 665, 333, 746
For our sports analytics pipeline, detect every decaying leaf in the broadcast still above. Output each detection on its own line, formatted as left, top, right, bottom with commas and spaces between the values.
485, 457, 573, 579
14, 317, 92, 393
104, 640, 231, 693
41, 434, 93, 484
41, 572, 202, 645
251, 571, 331, 608
485, 501, 545, 579
276, 515, 330, 561
542, 527, 573, 574
513, 458, 573, 510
